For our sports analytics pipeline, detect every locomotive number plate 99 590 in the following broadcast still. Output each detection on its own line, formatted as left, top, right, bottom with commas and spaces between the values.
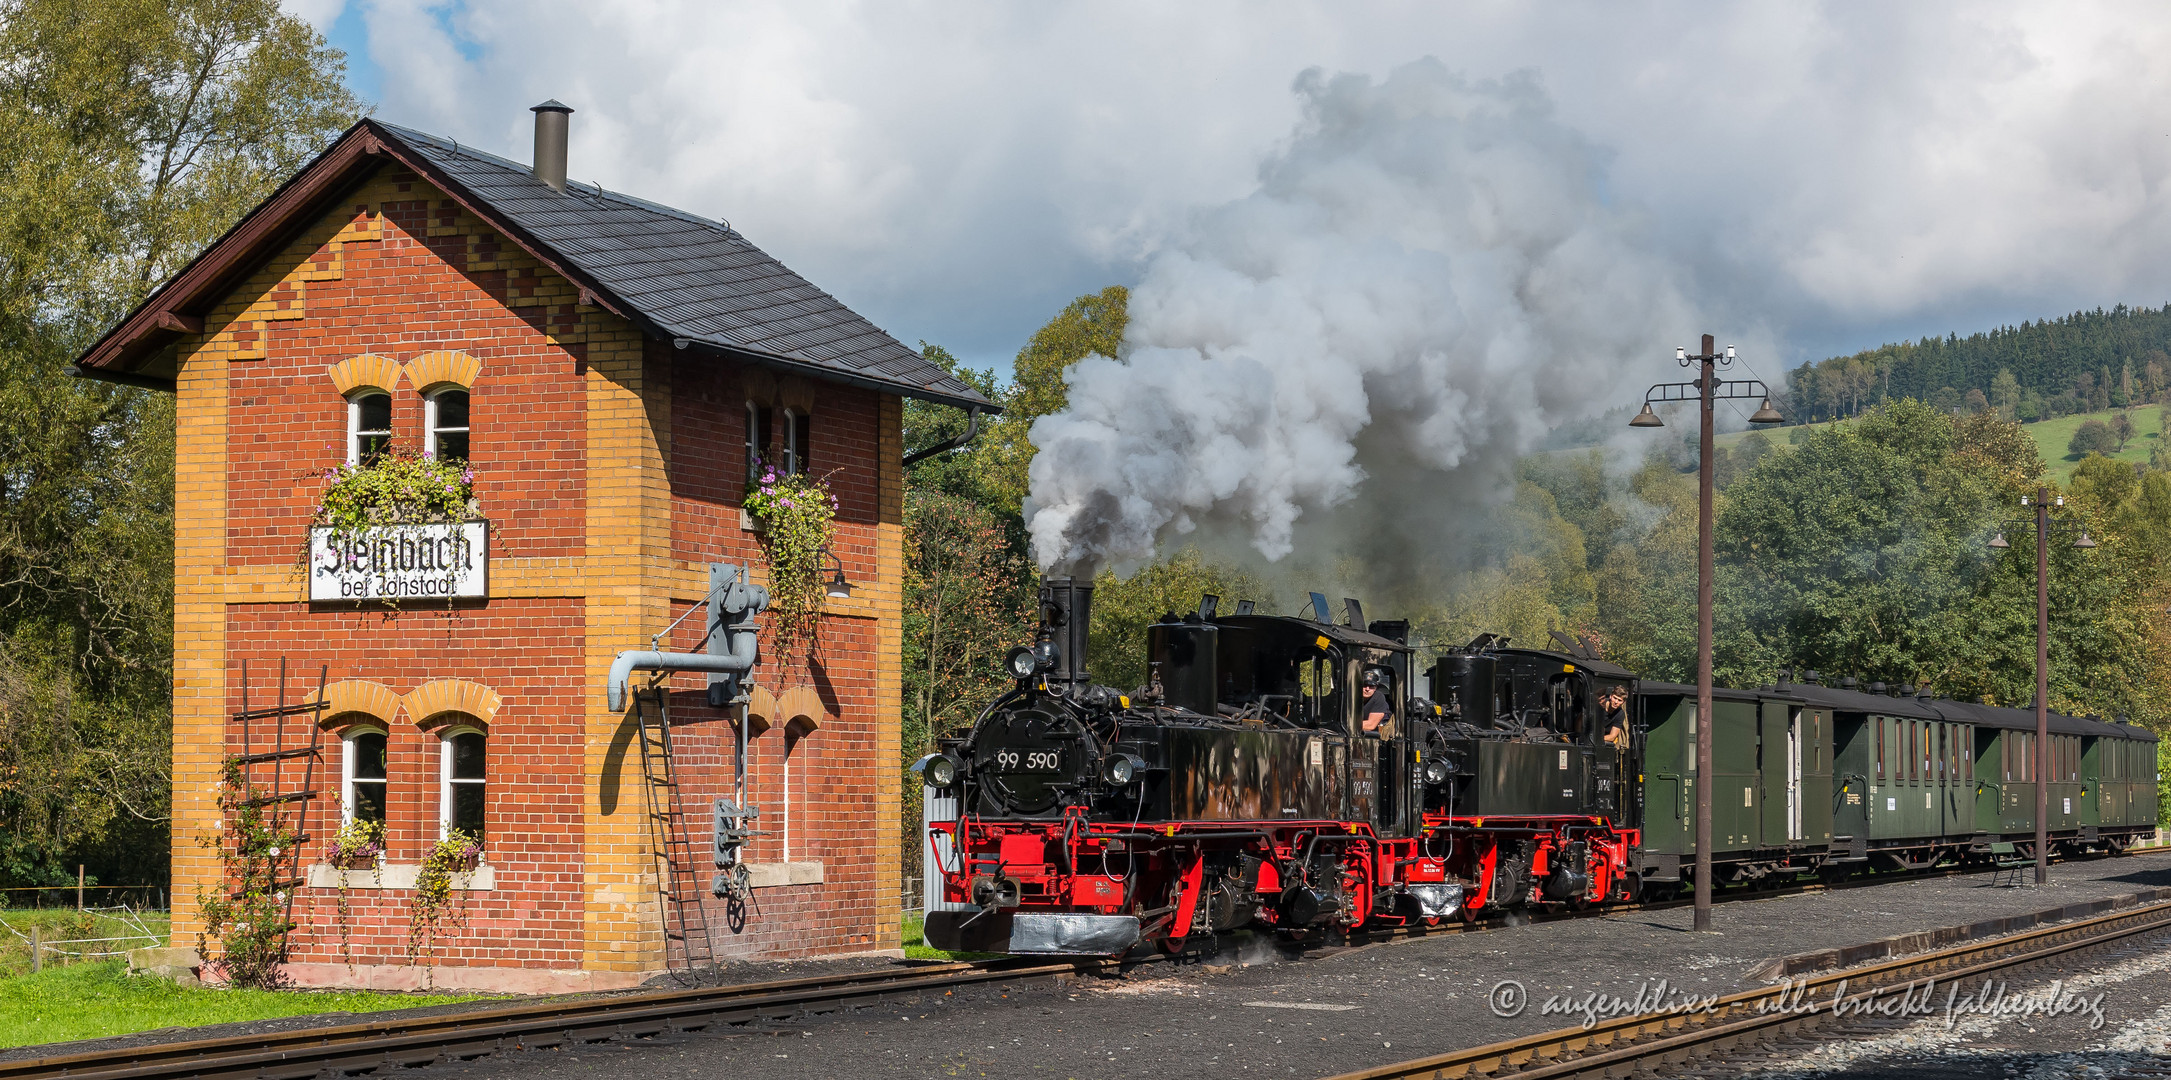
996, 749, 1062, 772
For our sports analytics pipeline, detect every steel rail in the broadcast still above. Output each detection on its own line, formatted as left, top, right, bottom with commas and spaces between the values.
1324, 897, 2171, 1080
0, 956, 1104, 1080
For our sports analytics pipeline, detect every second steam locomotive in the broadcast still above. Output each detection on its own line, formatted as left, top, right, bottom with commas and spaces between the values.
917, 579, 2157, 956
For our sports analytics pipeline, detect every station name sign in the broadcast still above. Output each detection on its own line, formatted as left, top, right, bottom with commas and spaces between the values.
309, 522, 488, 602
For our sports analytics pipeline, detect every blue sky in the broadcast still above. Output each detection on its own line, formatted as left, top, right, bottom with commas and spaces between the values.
286, 2, 2171, 390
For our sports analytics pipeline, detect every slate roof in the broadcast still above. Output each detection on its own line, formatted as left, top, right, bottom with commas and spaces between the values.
72, 118, 994, 411
374, 123, 992, 409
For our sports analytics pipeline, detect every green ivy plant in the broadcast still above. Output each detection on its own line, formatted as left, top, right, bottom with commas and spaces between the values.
743, 460, 838, 668
408, 829, 482, 983
196, 758, 301, 989
316, 448, 476, 548
324, 817, 385, 969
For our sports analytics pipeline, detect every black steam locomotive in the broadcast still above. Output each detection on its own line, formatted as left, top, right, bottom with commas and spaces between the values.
917, 579, 2158, 956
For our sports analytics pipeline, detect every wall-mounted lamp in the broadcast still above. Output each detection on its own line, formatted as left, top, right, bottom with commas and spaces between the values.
820, 547, 853, 599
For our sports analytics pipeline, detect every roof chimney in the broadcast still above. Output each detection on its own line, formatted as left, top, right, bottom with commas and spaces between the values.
531, 100, 573, 192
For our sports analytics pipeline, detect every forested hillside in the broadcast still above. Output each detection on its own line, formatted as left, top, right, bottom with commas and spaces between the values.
1786, 303, 2171, 423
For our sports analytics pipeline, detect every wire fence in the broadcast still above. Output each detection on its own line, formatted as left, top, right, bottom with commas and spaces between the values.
0, 884, 169, 912
0, 905, 167, 974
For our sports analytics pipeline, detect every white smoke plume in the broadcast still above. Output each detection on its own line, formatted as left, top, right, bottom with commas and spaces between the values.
1024, 59, 1700, 582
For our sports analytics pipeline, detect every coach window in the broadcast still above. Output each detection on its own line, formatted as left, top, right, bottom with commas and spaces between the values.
439, 726, 486, 843
342, 727, 388, 826
1875, 721, 1885, 780
425, 388, 470, 462
347, 390, 391, 466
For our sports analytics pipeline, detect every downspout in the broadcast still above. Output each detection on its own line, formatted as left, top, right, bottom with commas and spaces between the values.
902, 406, 984, 468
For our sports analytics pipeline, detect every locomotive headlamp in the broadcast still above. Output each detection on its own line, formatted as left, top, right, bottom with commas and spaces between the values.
1006, 646, 1040, 680
918, 752, 960, 787
1423, 757, 1450, 785
1102, 753, 1146, 785
1032, 640, 1059, 671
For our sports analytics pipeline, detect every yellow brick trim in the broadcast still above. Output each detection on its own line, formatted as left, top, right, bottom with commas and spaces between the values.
582, 315, 671, 970
871, 391, 905, 947
317, 680, 403, 728
403, 678, 503, 729
327, 354, 403, 396
170, 323, 233, 948
404, 349, 482, 393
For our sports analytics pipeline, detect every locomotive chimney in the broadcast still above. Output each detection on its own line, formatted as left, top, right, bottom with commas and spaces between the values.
1041, 577, 1094, 690
531, 100, 573, 192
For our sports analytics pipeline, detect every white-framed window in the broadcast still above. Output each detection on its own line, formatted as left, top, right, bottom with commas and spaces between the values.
342, 727, 389, 826
438, 726, 486, 843
779, 406, 811, 475
424, 388, 470, 462
745, 400, 772, 483
347, 390, 392, 467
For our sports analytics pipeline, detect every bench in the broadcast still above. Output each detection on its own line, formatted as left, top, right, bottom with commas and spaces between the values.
1987, 841, 2031, 887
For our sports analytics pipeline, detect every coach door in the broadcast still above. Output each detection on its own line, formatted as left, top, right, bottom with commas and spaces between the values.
1786, 708, 1803, 841
1757, 700, 1790, 848
1943, 723, 1970, 835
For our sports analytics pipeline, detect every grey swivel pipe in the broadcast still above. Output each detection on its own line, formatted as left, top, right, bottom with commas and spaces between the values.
607, 638, 755, 712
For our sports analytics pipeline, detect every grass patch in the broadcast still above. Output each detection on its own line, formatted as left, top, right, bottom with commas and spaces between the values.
0, 960, 496, 1051
2023, 406, 2165, 483
1722, 406, 2164, 486
899, 911, 998, 961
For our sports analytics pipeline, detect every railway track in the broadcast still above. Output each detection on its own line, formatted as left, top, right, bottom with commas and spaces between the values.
1315, 850, 2113, 956
1325, 896, 2171, 1080
0, 956, 1105, 1080
1, 852, 2138, 1080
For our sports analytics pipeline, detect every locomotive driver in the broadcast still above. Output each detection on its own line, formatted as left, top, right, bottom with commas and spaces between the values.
1599, 684, 1630, 748
1360, 668, 1394, 735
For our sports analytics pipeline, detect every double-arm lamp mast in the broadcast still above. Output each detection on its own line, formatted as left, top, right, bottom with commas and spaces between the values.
1988, 491, 2095, 885
1630, 334, 1782, 932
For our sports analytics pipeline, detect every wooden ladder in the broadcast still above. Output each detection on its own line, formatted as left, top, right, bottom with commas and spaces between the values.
230, 659, 328, 959
631, 680, 716, 975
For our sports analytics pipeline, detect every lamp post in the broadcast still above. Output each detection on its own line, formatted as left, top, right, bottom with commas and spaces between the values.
1630, 333, 1782, 932
1987, 487, 2095, 885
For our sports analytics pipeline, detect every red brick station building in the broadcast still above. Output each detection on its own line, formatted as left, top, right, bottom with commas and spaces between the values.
73, 103, 994, 992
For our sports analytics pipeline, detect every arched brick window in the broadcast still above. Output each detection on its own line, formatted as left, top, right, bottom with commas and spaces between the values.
425, 387, 469, 462
340, 724, 389, 826
438, 722, 487, 843
347, 391, 391, 466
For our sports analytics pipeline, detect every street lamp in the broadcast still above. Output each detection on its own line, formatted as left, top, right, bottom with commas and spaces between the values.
1629, 333, 1782, 933
1991, 488, 2095, 885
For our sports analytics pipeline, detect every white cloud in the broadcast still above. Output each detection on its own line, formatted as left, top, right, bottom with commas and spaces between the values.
310, 1, 2171, 376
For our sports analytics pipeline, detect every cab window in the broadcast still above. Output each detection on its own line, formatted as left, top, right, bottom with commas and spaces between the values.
1547, 674, 1584, 739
